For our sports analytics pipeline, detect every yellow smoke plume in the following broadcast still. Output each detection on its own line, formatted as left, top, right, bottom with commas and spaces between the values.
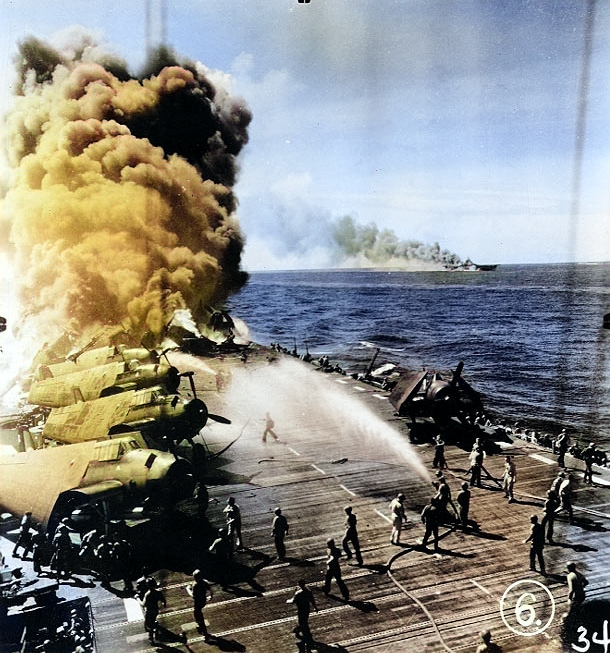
1, 41, 250, 354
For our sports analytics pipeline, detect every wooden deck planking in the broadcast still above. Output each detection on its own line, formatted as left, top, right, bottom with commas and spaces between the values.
59, 352, 610, 651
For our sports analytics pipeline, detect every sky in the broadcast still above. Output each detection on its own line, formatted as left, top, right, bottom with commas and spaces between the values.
0, 0, 609, 270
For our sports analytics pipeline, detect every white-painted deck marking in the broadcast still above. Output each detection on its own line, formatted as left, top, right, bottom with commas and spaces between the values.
353, 386, 365, 392
375, 509, 393, 524
470, 578, 492, 596
529, 453, 556, 465
577, 507, 610, 519
287, 447, 301, 456
311, 463, 326, 475
373, 394, 386, 400
123, 598, 144, 622
339, 484, 356, 497
335, 379, 349, 384
593, 476, 610, 487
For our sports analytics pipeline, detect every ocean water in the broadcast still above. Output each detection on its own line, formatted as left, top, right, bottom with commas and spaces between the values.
227, 264, 610, 445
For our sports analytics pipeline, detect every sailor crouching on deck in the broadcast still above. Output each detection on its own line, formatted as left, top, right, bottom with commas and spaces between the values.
475, 629, 502, 653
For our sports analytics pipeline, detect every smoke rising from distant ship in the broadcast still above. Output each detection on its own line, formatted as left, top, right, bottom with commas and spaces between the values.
1, 34, 251, 350
242, 196, 467, 271
331, 216, 467, 270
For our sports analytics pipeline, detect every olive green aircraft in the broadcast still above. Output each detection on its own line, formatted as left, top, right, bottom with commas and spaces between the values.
26, 339, 181, 401
0, 433, 195, 533
31, 343, 160, 379
1, 329, 231, 533
28, 358, 181, 407
40, 374, 230, 451
23, 335, 230, 453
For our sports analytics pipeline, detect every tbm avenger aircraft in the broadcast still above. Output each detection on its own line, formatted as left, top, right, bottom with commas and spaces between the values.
26, 342, 181, 402
30, 370, 231, 460
24, 339, 231, 458
37, 372, 231, 459
389, 361, 484, 440
0, 433, 196, 535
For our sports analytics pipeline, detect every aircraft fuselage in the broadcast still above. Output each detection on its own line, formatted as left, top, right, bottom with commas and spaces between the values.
0, 436, 194, 532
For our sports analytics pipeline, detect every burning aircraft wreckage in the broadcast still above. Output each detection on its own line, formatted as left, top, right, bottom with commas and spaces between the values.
0, 321, 251, 652
0, 33, 493, 540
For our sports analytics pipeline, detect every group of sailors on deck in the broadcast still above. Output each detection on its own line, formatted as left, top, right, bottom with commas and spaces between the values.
475, 415, 609, 469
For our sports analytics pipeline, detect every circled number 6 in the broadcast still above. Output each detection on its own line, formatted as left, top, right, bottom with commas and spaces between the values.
515, 592, 537, 628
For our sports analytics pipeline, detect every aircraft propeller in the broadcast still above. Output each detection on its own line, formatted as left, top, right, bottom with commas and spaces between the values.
180, 370, 231, 426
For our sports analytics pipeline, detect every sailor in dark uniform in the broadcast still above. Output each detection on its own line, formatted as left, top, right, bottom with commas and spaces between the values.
524, 515, 545, 575
272, 508, 289, 560
432, 435, 447, 469
323, 539, 349, 601
187, 569, 214, 641
582, 442, 597, 485
12, 511, 34, 558
421, 497, 441, 551
341, 506, 363, 566
287, 579, 318, 652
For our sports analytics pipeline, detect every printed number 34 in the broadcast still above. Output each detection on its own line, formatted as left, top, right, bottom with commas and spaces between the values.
572, 620, 610, 653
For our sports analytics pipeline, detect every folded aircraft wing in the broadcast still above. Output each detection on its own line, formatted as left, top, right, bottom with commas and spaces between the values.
28, 362, 123, 407
388, 370, 428, 413
43, 392, 134, 443
0, 443, 93, 527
